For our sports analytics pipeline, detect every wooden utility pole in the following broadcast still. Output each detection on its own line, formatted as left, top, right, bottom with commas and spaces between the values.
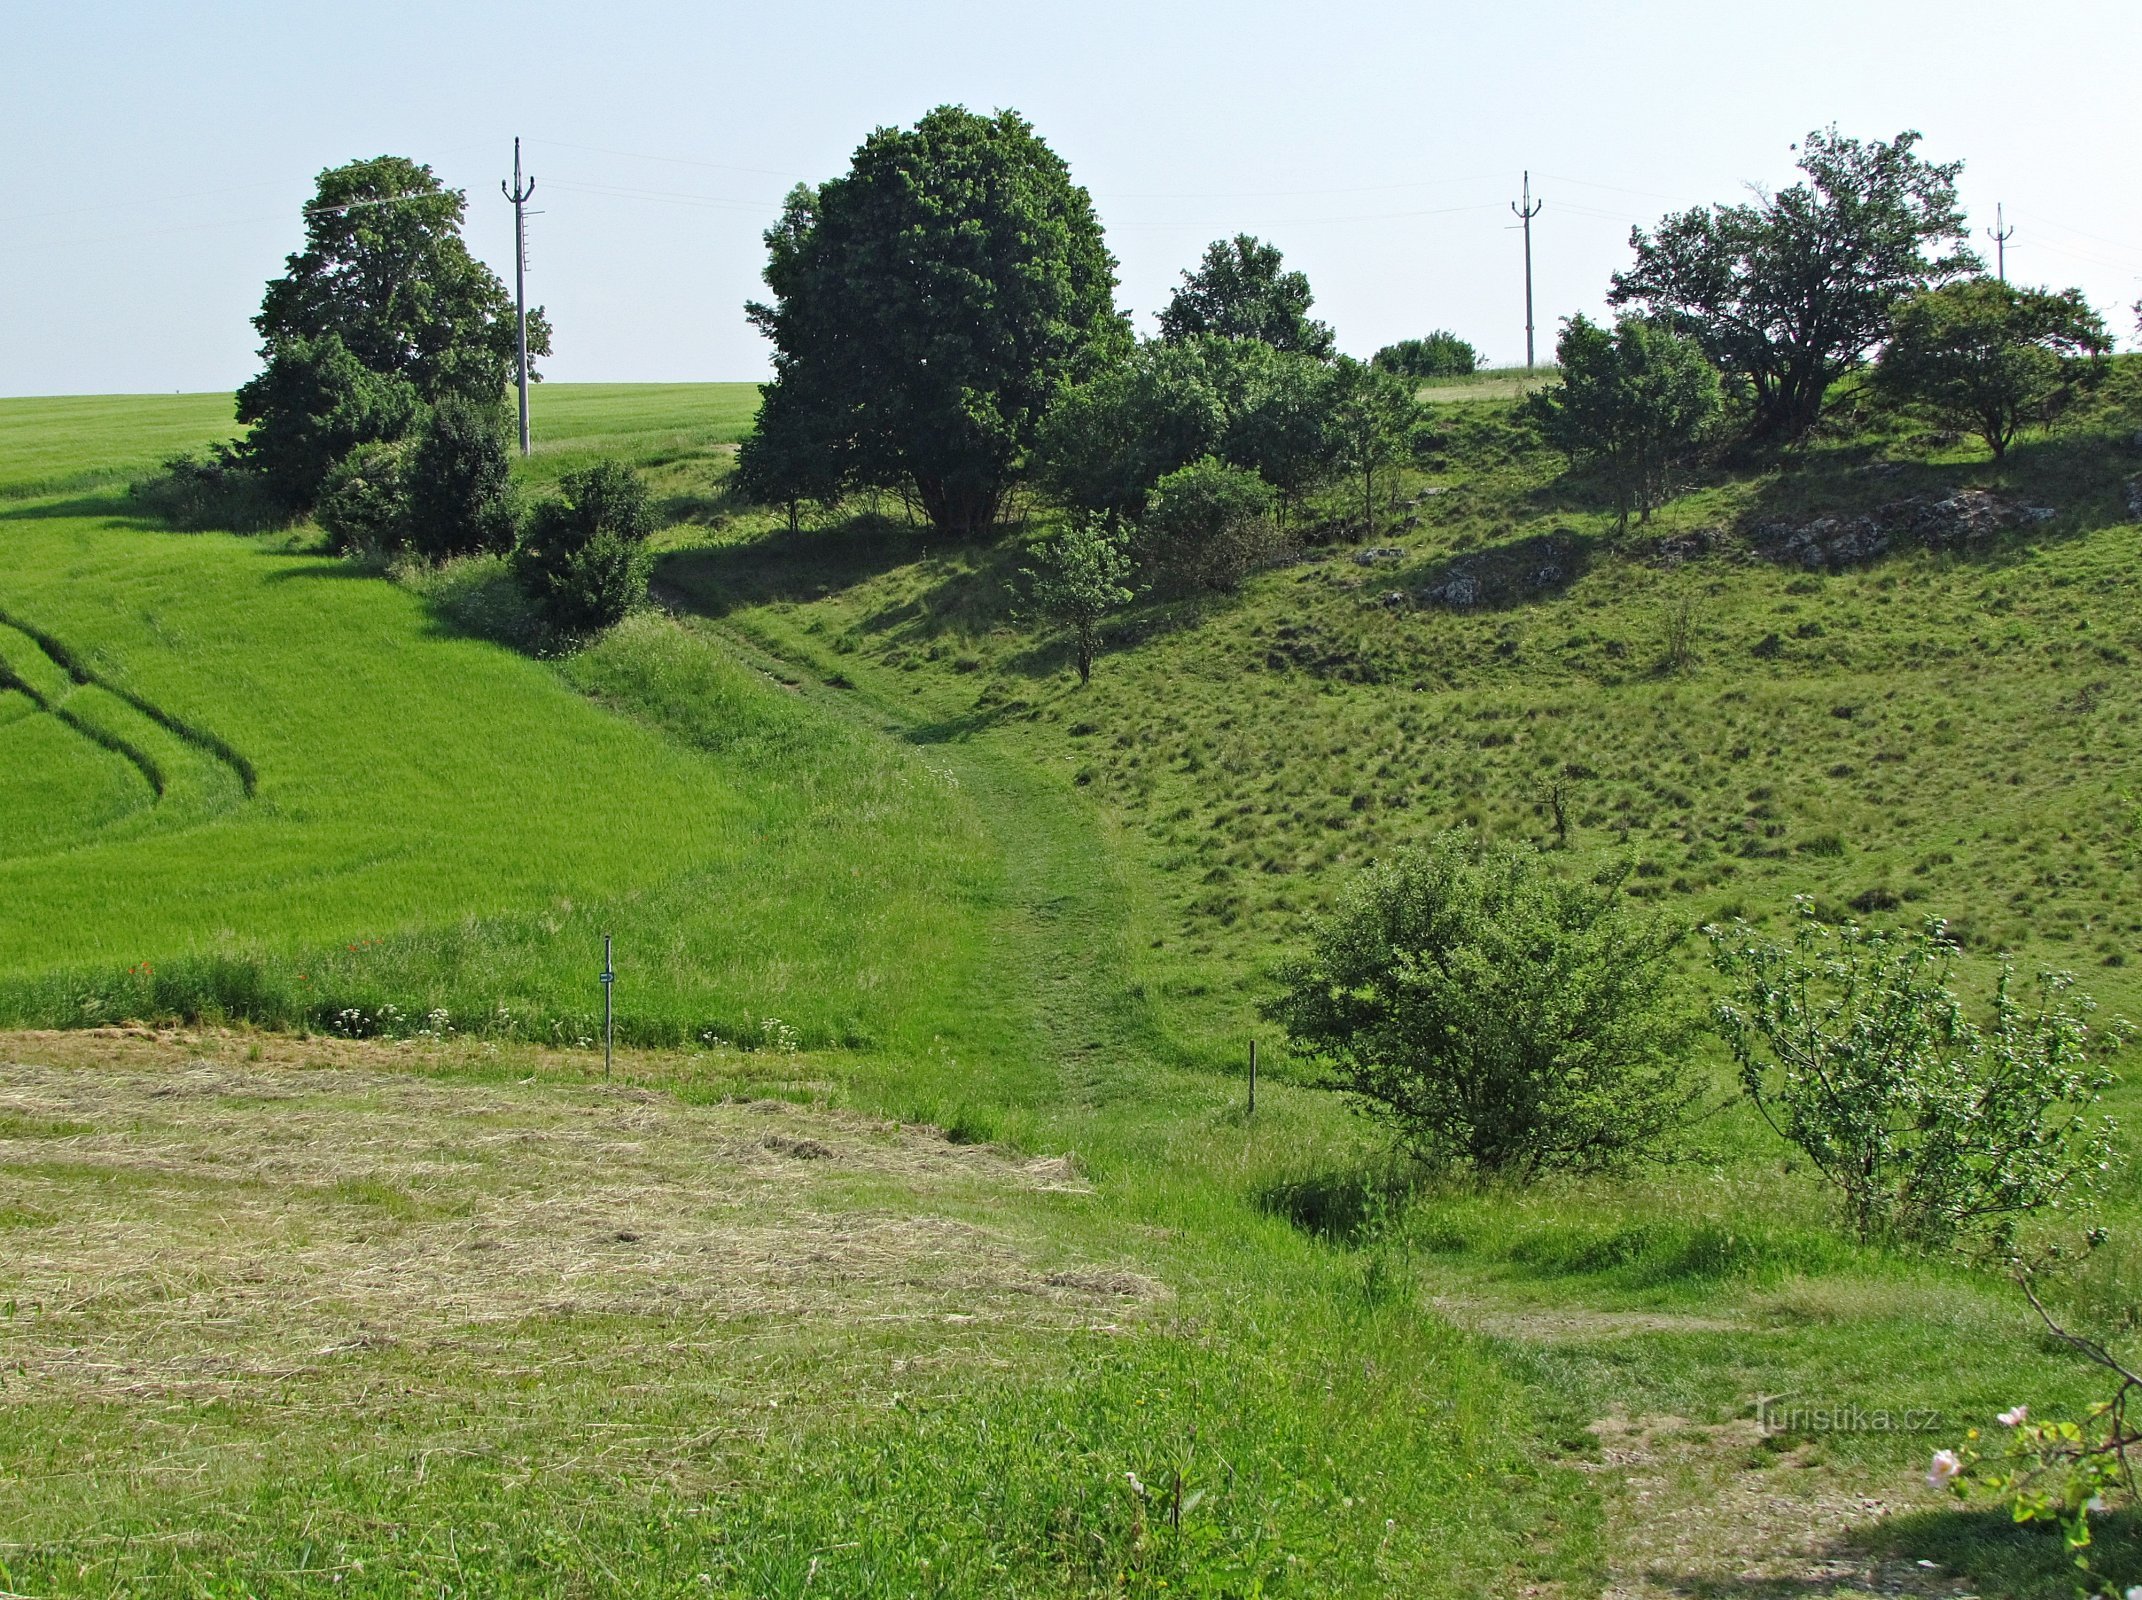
1987, 202, 2014, 283
501, 138, 535, 457
1512, 172, 1542, 369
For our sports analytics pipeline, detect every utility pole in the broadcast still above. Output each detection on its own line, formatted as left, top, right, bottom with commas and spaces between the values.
1987, 202, 2014, 284
1512, 172, 1542, 369
501, 138, 535, 457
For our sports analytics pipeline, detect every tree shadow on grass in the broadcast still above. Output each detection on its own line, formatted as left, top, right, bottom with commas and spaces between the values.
0, 492, 164, 526
1387, 526, 1601, 613
1255, 1155, 1431, 1245
1840, 1504, 2142, 1600
656, 511, 941, 619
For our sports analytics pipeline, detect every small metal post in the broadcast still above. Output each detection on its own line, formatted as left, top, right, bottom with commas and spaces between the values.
601, 933, 614, 1080
1248, 1038, 1257, 1117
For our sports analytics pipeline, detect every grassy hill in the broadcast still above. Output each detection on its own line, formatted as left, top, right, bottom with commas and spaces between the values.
6, 374, 2142, 1596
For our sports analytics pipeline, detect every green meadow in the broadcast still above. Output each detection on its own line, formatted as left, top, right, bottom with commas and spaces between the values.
5, 375, 2142, 1596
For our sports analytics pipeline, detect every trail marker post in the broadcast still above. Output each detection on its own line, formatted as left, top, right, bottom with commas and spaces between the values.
1248, 1038, 1257, 1117
601, 933, 614, 1080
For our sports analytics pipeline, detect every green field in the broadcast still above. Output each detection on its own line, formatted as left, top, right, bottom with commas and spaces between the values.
6, 377, 2142, 1596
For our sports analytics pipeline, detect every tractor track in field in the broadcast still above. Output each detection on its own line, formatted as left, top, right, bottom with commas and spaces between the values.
0, 605, 257, 803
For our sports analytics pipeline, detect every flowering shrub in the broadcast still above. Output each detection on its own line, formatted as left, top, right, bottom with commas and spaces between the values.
1710, 905, 2122, 1247
1935, 1278, 2142, 1597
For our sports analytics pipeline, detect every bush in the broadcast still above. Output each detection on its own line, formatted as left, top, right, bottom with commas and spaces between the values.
512, 461, 658, 632
1709, 908, 2122, 1249
232, 332, 422, 515
315, 440, 414, 554
1373, 332, 1478, 379
1136, 456, 1278, 593
129, 448, 282, 532
1268, 833, 1698, 1177
406, 397, 517, 559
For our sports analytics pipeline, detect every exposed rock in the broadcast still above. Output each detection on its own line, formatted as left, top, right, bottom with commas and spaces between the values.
1748, 489, 2055, 571
1652, 527, 1726, 566
1352, 546, 1406, 566
2125, 476, 2142, 521
1420, 572, 1484, 609
1414, 530, 1587, 611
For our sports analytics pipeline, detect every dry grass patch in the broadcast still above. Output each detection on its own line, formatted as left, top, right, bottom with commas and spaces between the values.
0, 1029, 1155, 1410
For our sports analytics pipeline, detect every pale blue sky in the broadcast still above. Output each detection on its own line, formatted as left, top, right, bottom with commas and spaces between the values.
5, 0, 2138, 394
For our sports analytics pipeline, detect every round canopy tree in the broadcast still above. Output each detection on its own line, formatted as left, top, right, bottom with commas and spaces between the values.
743, 106, 1127, 538
253, 155, 549, 408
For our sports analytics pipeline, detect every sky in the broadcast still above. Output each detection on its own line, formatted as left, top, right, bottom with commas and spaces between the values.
5, 0, 2139, 395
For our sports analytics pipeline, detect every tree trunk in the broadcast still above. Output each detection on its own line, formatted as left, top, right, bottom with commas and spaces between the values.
912, 474, 1006, 540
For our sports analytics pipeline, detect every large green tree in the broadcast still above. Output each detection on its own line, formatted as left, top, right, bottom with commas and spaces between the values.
744, 106, 1127, 538
1875, 279, 2108, 458
253, 156, 549, 408
1608, 128, 1975, 439
1158, 235, 1335, 358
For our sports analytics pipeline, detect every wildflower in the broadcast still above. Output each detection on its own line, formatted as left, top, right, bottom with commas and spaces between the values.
1125, 1470, 1145, 1497
1926, 1449, 1964, 1489
1997, 1405, 2029, 1427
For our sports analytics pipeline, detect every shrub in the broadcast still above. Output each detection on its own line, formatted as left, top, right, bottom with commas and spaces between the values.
512, 461, 658, 632
1268, 832, 1699, 1177
129, 448, 282, 532
406, 397, 517, 559
1708, 906, 2122, 1248
1373, 332, 1478, 379
232, 332, 423, 515
1136, 456, 1278, 593
315, 440, 414, 554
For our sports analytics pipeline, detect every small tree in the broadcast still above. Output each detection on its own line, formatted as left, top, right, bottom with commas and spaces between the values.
1329, 357, 1421, 539
1269, 833, 1699, 1177
514, 461, 658, 631
405, 397, 517, 559
1525, 314, 1720, 530
1022, 517, 1133, 684
1709, 907, 2121, 1248
1137, 457, 1278, 593
1875, 278, 2109, 458
1158, 235, 1335, 358
1373, 332, 1478, 379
